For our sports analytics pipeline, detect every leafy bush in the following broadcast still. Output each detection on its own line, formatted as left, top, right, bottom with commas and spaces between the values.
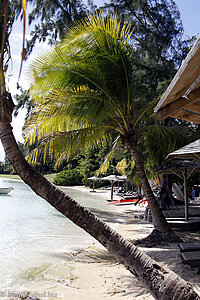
53, 169, 83, 186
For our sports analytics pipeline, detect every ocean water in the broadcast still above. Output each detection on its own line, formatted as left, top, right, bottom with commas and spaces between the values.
0, 178, 124, 291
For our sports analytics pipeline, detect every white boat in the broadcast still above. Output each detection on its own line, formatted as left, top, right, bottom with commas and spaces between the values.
0, 187, 14, 194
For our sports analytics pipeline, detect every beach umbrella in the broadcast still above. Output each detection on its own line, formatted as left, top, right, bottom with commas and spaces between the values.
87, 176, 100, 192
158, 160, 200, 220
117, 175, 128, 191
118, 175, 128, 180
101, 175, 122, 200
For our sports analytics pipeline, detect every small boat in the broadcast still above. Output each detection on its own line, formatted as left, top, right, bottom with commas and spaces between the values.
0, 187, 14, 194
108, 197, 147, 206
108, 198, 140, 206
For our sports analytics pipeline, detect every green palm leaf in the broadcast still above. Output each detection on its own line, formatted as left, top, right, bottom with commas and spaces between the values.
26, 10, 174, 177
26, 125, 112, 166
26, 12, 137, 165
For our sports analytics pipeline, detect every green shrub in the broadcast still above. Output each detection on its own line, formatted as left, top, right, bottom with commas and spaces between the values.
53, 169, 83, 186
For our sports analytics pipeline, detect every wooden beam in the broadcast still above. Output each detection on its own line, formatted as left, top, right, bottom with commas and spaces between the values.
154, 36, 200, 112
171, 109, 200, 124
193, 153, 200, 161
185, 101, 200, 112
156, 87, 200, 121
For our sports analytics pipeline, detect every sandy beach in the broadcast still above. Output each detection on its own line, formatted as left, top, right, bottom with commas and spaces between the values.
6, 185, 200, 300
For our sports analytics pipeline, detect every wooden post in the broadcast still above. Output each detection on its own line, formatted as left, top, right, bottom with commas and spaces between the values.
111, 181, 114, 200
184, 169, 189, 221
93, 180, 95, 192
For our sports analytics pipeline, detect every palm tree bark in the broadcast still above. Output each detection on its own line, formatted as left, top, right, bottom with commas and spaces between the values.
159, 174, 175, 209
0, 100, 199, 299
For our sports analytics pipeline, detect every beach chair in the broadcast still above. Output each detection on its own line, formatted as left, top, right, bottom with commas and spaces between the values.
179, 242, 200, 252
180, 251, 200, 274
179, 242, 200, 274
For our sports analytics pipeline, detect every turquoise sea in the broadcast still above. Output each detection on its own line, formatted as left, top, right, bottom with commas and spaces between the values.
0, 178, 125, 292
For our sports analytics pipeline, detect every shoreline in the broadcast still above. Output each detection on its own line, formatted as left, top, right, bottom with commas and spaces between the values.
59, 185, 131, 235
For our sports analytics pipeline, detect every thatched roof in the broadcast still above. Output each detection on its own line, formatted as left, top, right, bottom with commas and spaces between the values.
166, 139, 200, 162
154, 36, 200, 123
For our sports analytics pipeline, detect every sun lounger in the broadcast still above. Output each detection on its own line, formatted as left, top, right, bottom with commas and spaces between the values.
179, 243, 200, 274
178, 242, 200, 252
180, 251, 200, 274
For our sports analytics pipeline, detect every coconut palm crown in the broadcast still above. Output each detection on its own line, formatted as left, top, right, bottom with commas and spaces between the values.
26, 11, 150, 164
26, 11, 185, 237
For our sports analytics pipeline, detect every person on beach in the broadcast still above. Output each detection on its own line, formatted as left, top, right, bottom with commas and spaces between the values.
192, 186, 196, 200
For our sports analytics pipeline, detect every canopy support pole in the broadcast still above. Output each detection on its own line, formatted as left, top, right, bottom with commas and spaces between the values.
111, 181, 114, 200
93, 180, 95, 192
183, 169, 189, 221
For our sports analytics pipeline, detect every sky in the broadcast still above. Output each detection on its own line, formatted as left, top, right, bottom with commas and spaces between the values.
0, 0, 199, 161
175, 0, 200, 37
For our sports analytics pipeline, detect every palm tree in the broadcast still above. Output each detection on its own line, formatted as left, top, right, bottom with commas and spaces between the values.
26, 11, 176, 239
0, 9, 199, 299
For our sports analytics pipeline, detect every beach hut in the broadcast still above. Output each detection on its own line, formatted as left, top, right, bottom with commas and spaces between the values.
154, 35, 200, 222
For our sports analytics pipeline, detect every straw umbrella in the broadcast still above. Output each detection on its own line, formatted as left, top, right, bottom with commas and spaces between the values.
87, 176, 100, 192
101, 175, 122, 200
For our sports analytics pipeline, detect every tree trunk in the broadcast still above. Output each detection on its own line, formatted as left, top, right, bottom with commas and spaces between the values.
0, 114, 199, 299
159, 174, 175, 209
128, 140, 173, 233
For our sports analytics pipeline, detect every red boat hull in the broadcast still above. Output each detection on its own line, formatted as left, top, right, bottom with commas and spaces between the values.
108, 198, 147, 206
108, 198, 139, 205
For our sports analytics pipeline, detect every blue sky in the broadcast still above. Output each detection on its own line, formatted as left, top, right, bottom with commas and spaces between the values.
175, 0, 200, 37
0, 1, 199, 161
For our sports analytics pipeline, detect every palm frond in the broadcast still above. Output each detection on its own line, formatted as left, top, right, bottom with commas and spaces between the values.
141, 121, 188, 167
29, 11, 134, 116
133, 100, 156, 130
26, 125, 112, 166
26, 11, 140, 166
116, 158, 127, 175
25, 83, 129, 147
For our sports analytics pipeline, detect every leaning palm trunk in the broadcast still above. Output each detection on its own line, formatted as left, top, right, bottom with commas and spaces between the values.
130, 141, 169, 231
127, 138, 181, 243
0, 96, 199, 299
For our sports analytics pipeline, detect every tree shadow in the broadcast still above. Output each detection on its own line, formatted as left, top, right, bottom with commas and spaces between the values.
142, 244, 200, 285
89, 207, 145, 224
60, 246, 153, 298
51, 247, 118, 265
